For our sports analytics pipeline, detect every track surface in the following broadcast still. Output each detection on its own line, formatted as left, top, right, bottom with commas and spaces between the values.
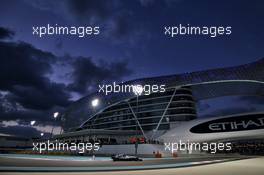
0, 154, 239, 168
1, 157, 263, 175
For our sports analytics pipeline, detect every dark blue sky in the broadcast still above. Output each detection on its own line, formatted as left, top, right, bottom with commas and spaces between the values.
1, 0, 264, 78
0, 0, 264, 137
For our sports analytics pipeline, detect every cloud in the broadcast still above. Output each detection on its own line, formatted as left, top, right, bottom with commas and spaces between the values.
0, 30, 132, 111
0, 27, 133, 136
68, 56, 132, 94
0, 125, 40, 137
55, 39, 63, 50
65, 0, 137, 41
7, 84, 71, 110
1, 120, 19, 127
25, 0, 120, 25
0, 41, 72, 110
0, 120, 61, 137
0, 27, 14, 40
25, 0, 147, 43
139, 0, 155, 7
0, 99, 59, 124
66, 0, 113, 23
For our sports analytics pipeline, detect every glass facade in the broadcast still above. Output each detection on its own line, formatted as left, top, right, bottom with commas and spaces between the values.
80, 87, 197, 131
62, 58, 264, 131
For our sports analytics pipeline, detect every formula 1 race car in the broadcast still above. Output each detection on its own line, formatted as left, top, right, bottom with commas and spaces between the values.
111, 154, 143, 161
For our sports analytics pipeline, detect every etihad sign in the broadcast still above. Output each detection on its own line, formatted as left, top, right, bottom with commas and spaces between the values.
190, 114, 264, 133
209, 118, 264, 131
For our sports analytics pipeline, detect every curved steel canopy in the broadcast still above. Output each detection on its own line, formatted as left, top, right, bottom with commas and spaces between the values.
62, 58, 264, 131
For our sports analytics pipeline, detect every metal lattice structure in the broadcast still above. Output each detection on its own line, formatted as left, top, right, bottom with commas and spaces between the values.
62, 58, 264, 135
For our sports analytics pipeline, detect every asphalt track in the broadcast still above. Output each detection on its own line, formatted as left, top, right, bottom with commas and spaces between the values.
0, 154, 252, 172
2, 157, 262, 175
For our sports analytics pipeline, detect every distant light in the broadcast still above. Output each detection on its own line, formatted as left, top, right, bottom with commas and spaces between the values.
53, 112, 59, 119
133, 85, 143, 96
40, 133, 44, 136
30, 120, 36, 126
91, 98, 99, 107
